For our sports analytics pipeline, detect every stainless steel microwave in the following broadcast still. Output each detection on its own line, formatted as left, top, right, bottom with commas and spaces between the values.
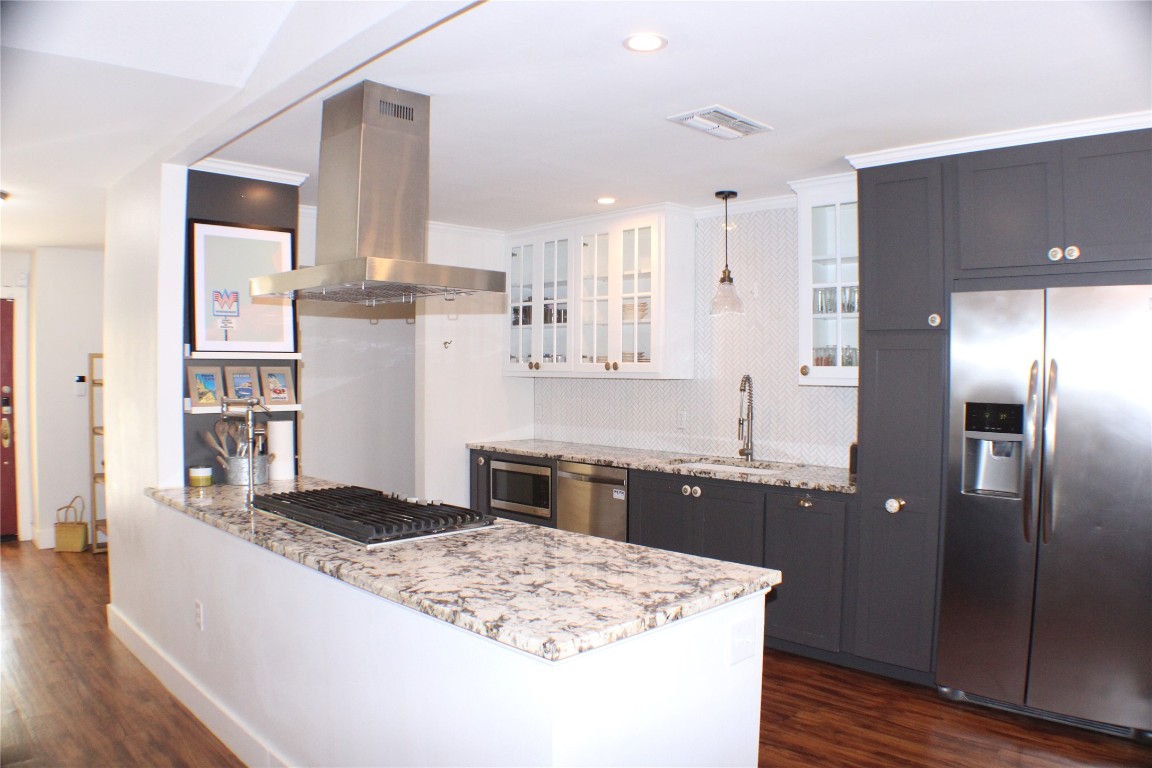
490, 460, 552, 519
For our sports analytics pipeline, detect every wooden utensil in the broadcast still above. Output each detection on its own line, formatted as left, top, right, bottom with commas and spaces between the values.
214, 420, 231, 456
201, 430, 228, 458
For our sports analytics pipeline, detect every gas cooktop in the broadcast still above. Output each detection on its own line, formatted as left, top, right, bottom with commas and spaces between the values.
252, 486, 494, 548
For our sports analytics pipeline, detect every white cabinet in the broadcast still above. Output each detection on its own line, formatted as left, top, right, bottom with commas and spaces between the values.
791, 174, 859, 387
505, 205, 694, 379
506, 231, 571, 373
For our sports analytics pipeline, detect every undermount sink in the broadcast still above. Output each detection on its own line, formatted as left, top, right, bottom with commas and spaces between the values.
669, 459, 797, 476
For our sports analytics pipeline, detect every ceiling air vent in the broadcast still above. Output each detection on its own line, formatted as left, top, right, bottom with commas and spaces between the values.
667, 105, 772, 140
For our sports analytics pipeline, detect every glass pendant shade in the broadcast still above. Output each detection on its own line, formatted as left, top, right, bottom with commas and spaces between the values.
710, 190, 744, 316
710, 269, 743, 315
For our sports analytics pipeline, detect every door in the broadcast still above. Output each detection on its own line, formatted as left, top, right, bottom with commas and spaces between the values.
1, 298, 16, 538
1026, 285, 1152, 730
937, 289, 1046, 704
857, 158, 947, 332
854, 329, 946, 671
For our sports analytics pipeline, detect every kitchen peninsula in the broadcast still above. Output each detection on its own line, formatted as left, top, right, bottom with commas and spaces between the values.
139, 478, 780, 767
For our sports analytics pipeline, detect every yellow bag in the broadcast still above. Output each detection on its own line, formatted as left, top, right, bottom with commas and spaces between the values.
55, 495, 88, 553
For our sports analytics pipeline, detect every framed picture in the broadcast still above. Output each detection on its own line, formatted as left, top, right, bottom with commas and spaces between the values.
224, 366, 259, 400
259, 366, 296, 405
187, 366, 223, 407
190, 221, 296, 353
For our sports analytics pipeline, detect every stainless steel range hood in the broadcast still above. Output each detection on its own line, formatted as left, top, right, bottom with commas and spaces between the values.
250, 81, 506, 305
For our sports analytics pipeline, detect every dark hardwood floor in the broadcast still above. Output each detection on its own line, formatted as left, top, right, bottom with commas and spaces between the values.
2, 539, 1149, 767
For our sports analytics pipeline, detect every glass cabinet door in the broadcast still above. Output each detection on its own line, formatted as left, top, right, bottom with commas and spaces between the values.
508, 244, 534, 367
620, 224, 654, 367
541, 238, 569, 366
580, 232, 611, 366
794, 173, 859, 387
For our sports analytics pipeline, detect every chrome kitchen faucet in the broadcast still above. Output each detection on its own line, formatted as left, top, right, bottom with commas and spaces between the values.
738, 374, 754, 462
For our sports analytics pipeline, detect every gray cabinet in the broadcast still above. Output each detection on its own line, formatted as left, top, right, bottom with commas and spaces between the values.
763, 492, 846, 652
852, 331, 946, 672
957, 129, 1152, 273
628, 471, 764, 567
855, 158, 949, 673
857, 158, 947, 331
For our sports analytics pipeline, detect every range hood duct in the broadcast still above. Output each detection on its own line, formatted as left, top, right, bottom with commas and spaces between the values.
250, 81, 506, 305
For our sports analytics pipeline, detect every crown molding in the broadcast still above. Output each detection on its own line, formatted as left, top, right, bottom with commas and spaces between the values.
190, 158, 310, 186
846, 112, 1152, 169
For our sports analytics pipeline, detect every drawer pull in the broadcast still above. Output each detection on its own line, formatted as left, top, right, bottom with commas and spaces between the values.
681, 484, 692, 496
885, 497, 907, 514
797, 498, 814, 509
691, 485, 702, 498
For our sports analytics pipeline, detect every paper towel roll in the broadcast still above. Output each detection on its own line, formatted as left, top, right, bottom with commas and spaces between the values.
267, 420, 296, 481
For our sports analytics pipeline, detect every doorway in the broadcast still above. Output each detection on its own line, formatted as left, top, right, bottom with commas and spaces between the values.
1, 298, 17, 539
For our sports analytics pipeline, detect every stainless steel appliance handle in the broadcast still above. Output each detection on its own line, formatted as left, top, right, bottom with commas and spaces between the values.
1040, 359, 1059, 544
1021, 360, 1041, 544
556, 470, 622, 486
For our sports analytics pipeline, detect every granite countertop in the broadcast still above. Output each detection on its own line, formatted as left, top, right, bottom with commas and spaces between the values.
147, 479, 780, 662
467, 439, 856, 494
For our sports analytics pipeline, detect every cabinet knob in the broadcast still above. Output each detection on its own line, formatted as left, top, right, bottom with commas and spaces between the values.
797, 498, 814, 509
612, 362, 619, 371
1047, 247, 1064, 262
681, 484, 692, 496
927, 313, 942, 328
884, 498, 907, 514
527, 361, 533, 370
605, 362, 611, 371
691, 485, 702, 498
477, 456, 485, 466
534, 362, 541, 370
800, 365, 810, 376
1064, 245, 1081, 260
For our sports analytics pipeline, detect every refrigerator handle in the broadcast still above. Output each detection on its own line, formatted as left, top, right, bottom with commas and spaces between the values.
1040, 359, 1059, 544
1021, 360, 1042, 544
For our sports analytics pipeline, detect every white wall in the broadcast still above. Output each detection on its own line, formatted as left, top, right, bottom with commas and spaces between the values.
416, 223, 534, 505
0, 250, 34, 540
103, 161, 188, 629
26, 248, 103, 547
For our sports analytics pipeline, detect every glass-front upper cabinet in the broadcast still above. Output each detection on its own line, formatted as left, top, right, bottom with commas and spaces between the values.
506, 234, 570, 373
575, 215, 665, 375
791, 173, 859, 386
505, 205, 694, 379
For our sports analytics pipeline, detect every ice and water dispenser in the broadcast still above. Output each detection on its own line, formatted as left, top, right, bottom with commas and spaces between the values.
961, 402, 1025, 497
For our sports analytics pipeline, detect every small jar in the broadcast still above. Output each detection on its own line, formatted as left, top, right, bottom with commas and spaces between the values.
188, 465, 213, 488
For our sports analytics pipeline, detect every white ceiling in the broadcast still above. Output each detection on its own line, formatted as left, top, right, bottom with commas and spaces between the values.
2, 0, 1150, 251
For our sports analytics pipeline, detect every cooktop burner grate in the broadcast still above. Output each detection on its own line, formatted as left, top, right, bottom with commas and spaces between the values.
252, 486, 494, 546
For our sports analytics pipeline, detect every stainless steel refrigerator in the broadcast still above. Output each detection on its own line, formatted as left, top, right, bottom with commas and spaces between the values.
936, 285, 1151, 738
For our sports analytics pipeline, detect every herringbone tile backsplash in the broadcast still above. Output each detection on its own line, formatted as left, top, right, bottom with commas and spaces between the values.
535, 205, 858, 468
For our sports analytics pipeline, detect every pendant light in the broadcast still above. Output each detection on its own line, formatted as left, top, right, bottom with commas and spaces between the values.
709, 190, 744, 315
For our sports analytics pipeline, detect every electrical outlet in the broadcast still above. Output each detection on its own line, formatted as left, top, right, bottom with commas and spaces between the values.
677, 410, 688, 431
194, 600, 204, 631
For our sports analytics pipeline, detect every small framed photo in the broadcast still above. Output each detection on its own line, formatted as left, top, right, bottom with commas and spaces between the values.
187, 366, 223, 407
259, 366, 296, 405
224, 366, 260, 400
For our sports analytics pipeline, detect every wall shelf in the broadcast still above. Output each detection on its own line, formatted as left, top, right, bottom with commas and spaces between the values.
186, 351, 302, 360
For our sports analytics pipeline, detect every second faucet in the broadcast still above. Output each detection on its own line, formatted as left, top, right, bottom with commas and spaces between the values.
738, 374, 754, 462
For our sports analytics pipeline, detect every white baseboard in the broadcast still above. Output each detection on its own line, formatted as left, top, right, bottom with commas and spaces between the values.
106, 603, 288, 768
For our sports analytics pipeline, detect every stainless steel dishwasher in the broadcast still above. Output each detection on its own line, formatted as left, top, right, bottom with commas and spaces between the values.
556, 461, 627, 541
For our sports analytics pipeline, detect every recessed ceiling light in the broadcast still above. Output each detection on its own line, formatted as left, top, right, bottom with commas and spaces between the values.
624, 33, 668, 53
597, 197, 617, 205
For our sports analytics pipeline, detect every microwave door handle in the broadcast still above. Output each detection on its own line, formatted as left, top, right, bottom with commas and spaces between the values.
1021, 360, 1042, 544
1040, 359, 1059, 545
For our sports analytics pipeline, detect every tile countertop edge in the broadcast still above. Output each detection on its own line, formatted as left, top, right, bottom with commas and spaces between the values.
467, 439, 857, 494
144, 481, 780, 662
